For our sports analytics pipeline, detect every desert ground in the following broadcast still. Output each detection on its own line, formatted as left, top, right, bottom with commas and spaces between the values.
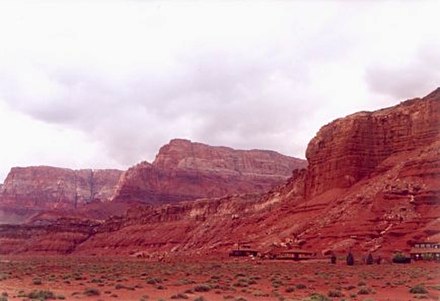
0, 256, 439, 301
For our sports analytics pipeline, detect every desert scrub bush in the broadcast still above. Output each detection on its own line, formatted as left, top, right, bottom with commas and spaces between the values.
271, 278, 283, 288
253, 290, 269, 297
328, 290, 344, 297
194, 297, 207, 301
357, 286, 372, 295
392, 253, 411, 263
171, 293, 189, 299
146, 277, 163, 284
27, 290, 56, 300
296, 283, 307, 289
0, 297, 6, 301
180, 279, 196, 285
90, 278, 103, 283
115, 283, 134, 290
233, 277, 256, 288
32, 278, 43, 285
83, 287, 100, 296
285, 286, 295, 293
410, 284, 428, 294
307, 293, 331, 301
194, 284, 211, 292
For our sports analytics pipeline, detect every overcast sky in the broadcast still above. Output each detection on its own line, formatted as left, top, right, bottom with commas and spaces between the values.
0, 0, 439, 182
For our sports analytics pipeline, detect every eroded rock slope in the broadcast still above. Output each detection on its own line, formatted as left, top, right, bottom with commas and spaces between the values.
0, 89, 438, 256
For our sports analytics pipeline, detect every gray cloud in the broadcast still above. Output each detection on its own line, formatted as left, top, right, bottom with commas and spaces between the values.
0, 0, 439, 176
365, 43, 440, 100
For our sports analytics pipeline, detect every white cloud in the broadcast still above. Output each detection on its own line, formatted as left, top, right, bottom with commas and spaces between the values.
0, 0, 439, 182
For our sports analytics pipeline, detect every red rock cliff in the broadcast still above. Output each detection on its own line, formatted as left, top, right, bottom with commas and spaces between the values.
1, 89, 438, 256
112, 139, 306, 204
305, 89, 440, 199
0, 166, 123, 211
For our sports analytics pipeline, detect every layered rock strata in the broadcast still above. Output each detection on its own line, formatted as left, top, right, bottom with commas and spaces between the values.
0, 167, 123, 211
112, 139, 306, 204
0, 88, 438, 257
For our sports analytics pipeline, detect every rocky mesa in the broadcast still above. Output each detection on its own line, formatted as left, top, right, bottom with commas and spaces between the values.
0, 88, 438, 256
0, 167, 123, 222
0, 141, 305, 222
76, 88, 440, 256
0, 167, 123, 209
112, 139, 306, 204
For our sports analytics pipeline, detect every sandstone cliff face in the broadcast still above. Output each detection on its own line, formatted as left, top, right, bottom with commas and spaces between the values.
0, 89, 438, 257
112, 139, 306, 204
0, 166, 123, 211
305, 89, 440, 199
74, 89, 440, 256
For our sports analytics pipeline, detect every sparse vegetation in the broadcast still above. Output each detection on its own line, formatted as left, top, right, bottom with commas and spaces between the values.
83, 287, 100, 296
392, 253, 411, 264
32, 278, 43, 285
328, 289, 343, 297
171, 293, 189, 299
0, 256, 438, 301
410, 285, 428, 294
194, 284, 211, 292
27, 290, 56, 300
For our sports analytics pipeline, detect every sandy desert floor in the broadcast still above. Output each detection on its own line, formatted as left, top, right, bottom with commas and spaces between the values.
0, 256, 439, 301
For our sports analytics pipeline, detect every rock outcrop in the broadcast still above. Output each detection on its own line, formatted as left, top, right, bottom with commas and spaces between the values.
112, 139, 306, 204
305, 89, 440, 199
0, 167, 123, 214
0, 88, 438, 257
74, 88, 440, 256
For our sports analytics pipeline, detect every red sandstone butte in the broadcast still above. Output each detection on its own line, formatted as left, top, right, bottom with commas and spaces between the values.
111, 139, 306, 204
